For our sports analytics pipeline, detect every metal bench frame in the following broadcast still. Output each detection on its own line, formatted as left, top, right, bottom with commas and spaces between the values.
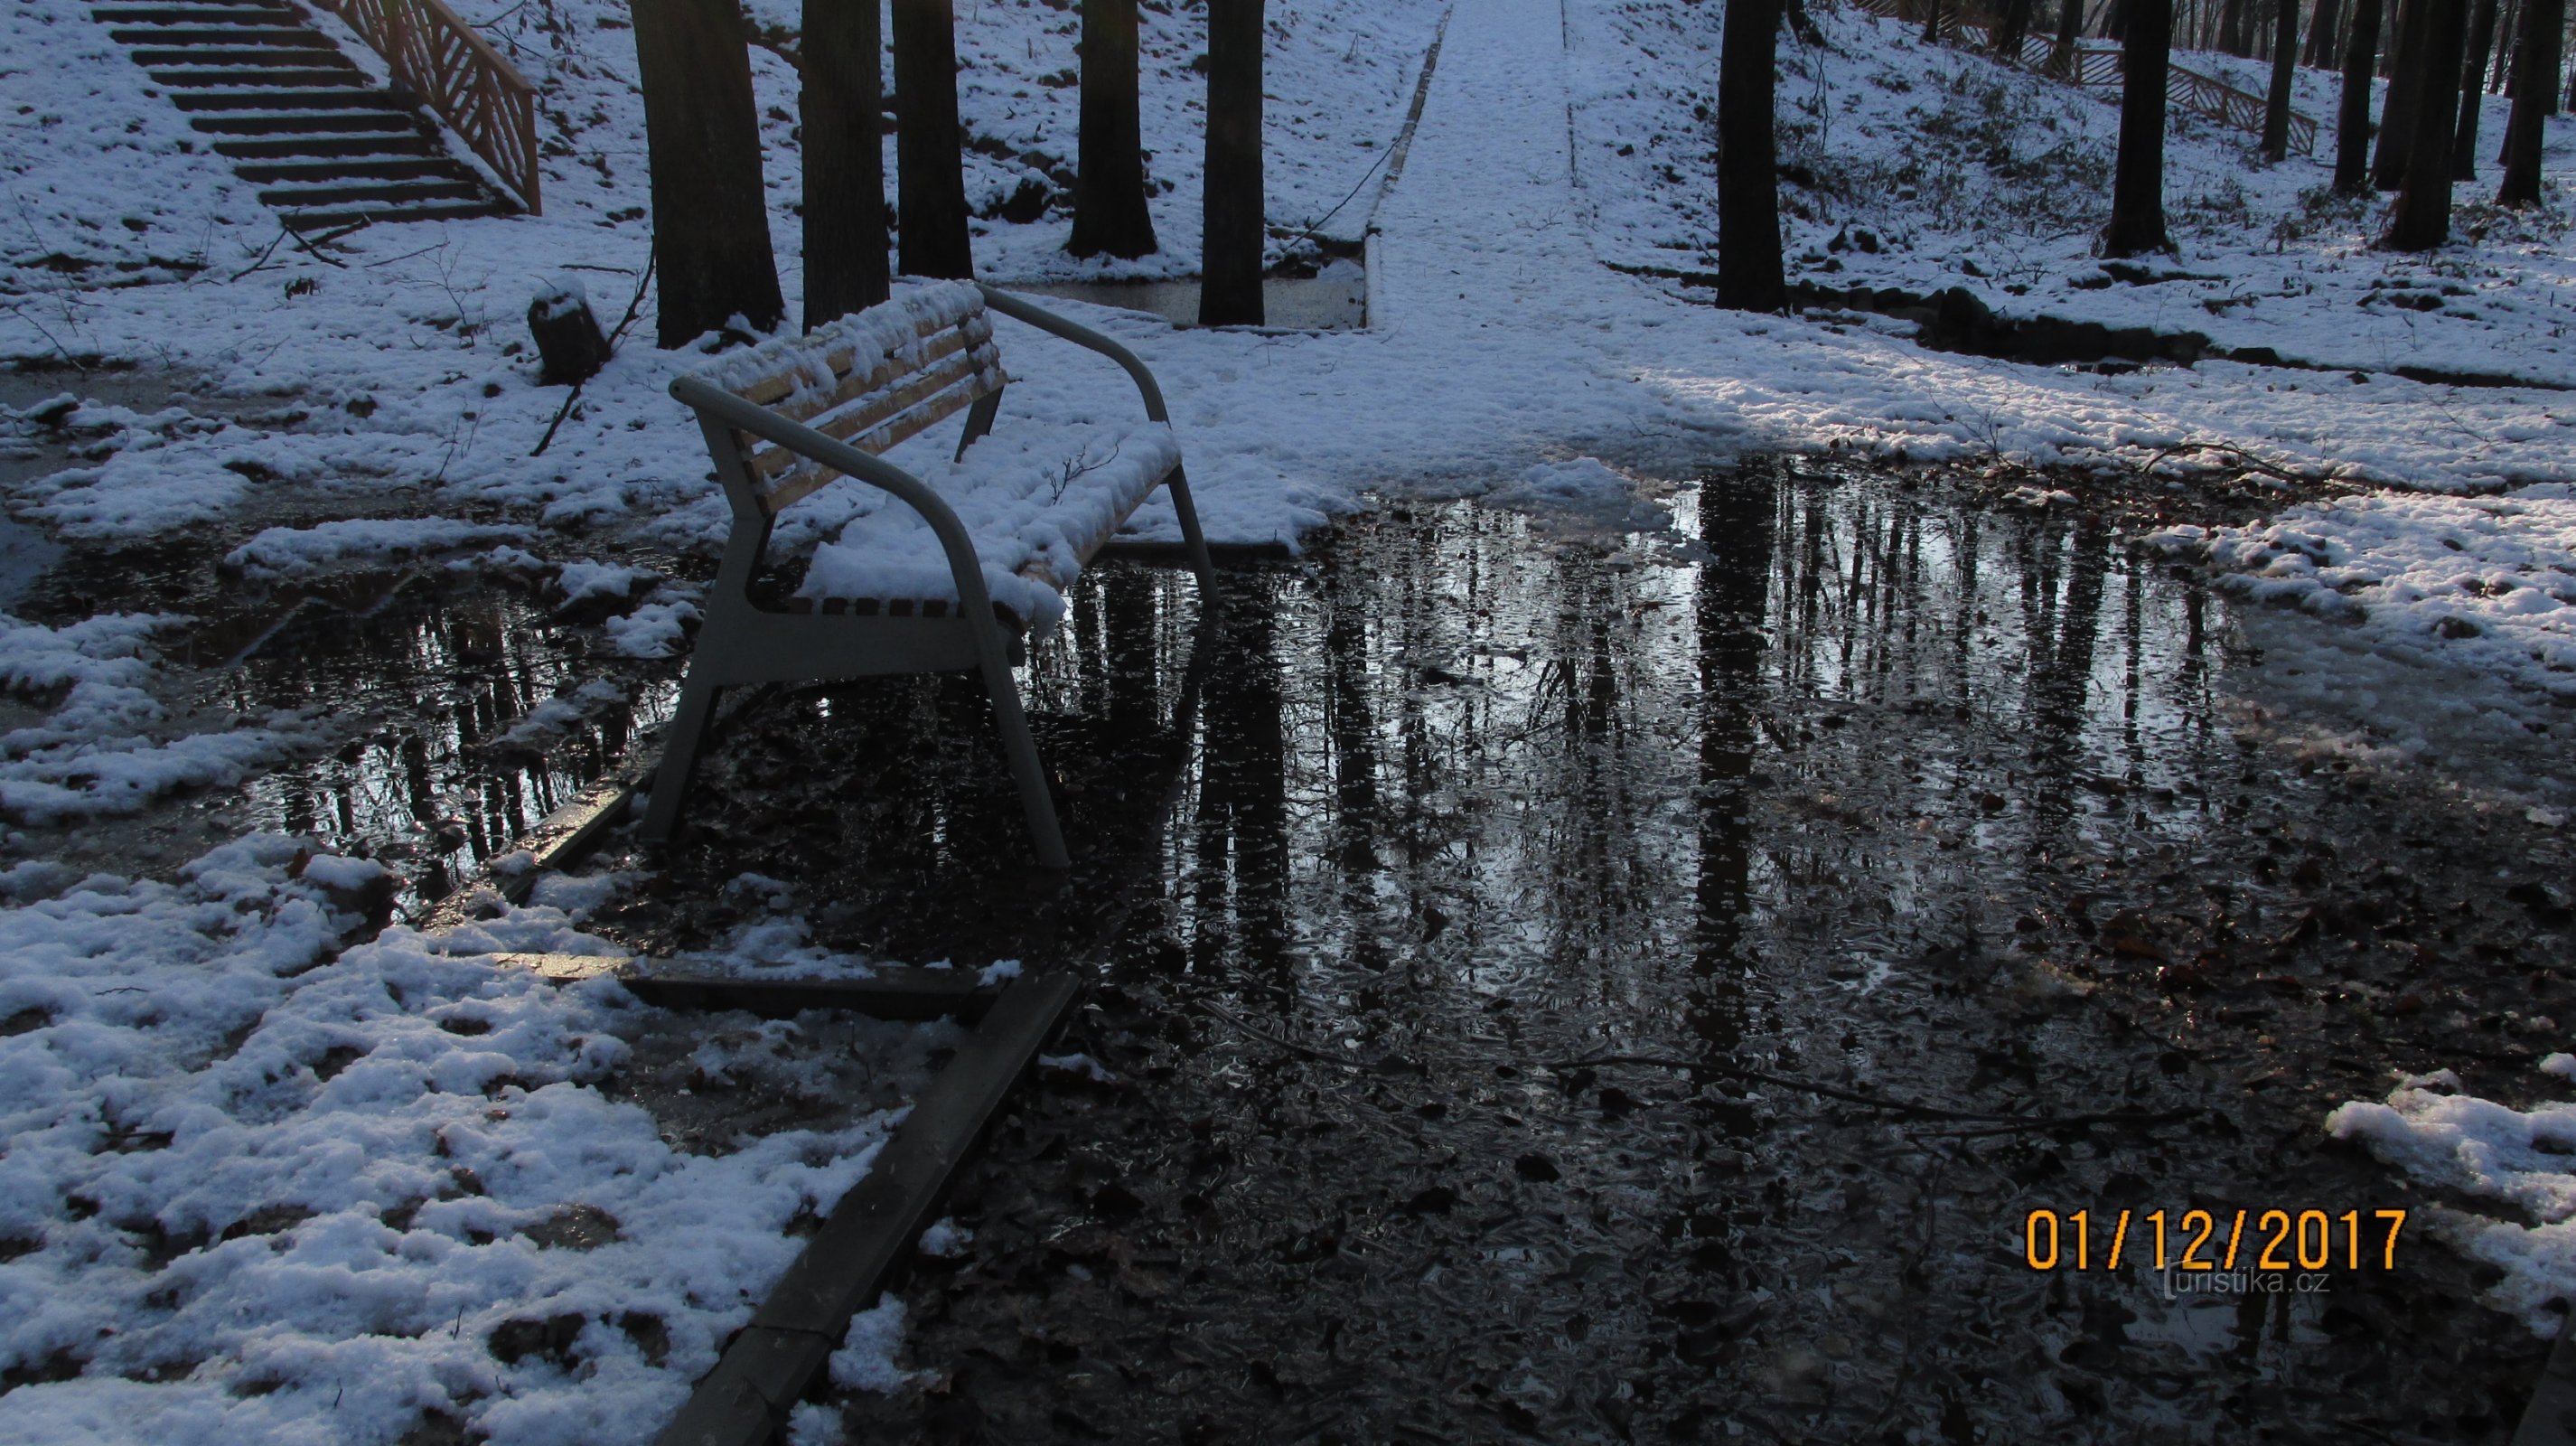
642, 284, 1217, 869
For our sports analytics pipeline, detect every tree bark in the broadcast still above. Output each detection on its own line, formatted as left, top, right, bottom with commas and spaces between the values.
2453, 0, 2499, 175
2262, 0, 2300, 157
802, 0, 889, 328
2384, 0, 2471, 246
1200, 0, 1264, 325
1995, 0, 2037, 58
2373, 0, 2431, 188
1922, 0, 1945, 43
2307, 0, 2345, 62
2103, 0, 2174, 256
2220, 0, 2248, 53
1071, 0, 1158, 258
1718, 0, 1787, 311
2337, 0, 2384, 186
2052, 0, 2084, 71
632, 0, 784, 347
892, 0, 975, 278
2498, 0, 2563, 197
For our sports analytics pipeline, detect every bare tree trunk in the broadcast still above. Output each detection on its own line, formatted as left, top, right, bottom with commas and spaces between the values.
632, 0, 784, 347
2454, 0, 2501, 174
2384, 0, 2471, 246
1996, 0, 2037, 58
892, 0, 974, 278
2220, 0, 2248, 52
803, 0, 888, 328
2498, 0, 2564, 196
2308, 0, 2346, 61
2262, 0, 2301, 156
1201, 0, 1264, 325
1719, 0, 1787, 310
2337, 0, 2385, 188
2373, 0, 2430, 187
1071, 0, 1158, 258
1923, 0, 1945, 43
2053, 0, 2085, 70
2104, 0, 2173, 256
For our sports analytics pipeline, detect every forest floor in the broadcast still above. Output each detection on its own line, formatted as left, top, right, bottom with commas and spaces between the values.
0, 0, 2573, 1441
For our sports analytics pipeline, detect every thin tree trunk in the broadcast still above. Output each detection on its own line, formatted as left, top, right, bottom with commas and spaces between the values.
2491, 0, 2520, 92
1201, 0, 1264, 325
2498, 0, 2563, 196
1719, 0, 1787, 311
2385, 0, 2472, 245
2104, 0, 2173, 255
1071, 0, 1158, 258
2454, 0, 2501, 174
2054, 0, 2085, 70
2262, 0, 2301, 156
632, 0, 784, 346
2220, 0, 2247, 53
1996, 0, 2037, 58
802, 0, 888, 328
1923, 0, 1945, 43
2337, 0, 2385, 188
2308, 0, 2346, 62
2373, 0, 2430, 187
892, 0, 974, 278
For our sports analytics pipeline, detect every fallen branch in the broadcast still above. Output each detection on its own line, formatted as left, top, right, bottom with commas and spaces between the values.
1553, 1052, 2200, 1131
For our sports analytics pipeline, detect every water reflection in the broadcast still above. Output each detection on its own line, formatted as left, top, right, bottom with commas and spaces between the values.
220, 575, 673, 919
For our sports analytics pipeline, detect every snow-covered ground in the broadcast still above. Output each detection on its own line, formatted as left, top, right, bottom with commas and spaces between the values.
5, 0, 2576, 1432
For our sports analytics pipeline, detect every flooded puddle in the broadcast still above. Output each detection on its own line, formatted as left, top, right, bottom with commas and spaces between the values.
998, 262, 1369, 332
585, 457, 2566, 1442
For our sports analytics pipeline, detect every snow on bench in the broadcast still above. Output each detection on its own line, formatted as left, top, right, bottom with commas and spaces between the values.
642, 281, 1217, 869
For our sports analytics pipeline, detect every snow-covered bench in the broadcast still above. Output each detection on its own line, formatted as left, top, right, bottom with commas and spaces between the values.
641, 281, 1216, 868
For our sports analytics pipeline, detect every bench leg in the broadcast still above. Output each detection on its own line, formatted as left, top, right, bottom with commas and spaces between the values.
975, 643, 1070, 870
952, 387, 1005, 463
640, 671, 721, 843
1164, 462, 1220, 613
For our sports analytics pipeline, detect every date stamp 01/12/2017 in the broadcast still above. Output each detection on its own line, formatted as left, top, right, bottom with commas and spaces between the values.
2020, 1207, 2409, 1282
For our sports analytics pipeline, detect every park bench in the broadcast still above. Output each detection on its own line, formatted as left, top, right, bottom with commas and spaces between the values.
642, 280, 1217, 869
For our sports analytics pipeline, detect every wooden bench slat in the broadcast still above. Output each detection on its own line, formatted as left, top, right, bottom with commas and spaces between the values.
763, 317, 992, 426
731, 308, 966, 408
757, 371, 1005, 512
745, 344, 999, 484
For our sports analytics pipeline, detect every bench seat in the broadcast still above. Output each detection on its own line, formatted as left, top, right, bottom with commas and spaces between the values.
797, 419, 1181, 631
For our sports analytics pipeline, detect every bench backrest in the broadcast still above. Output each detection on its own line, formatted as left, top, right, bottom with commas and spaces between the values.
688, 281, 1006, 515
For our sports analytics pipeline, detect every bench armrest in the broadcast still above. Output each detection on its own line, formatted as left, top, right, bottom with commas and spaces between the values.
974, 283, 1172, 425
670, 373, 1010, 629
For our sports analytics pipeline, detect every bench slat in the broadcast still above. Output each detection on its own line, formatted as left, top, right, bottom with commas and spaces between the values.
752, 361, 1002, 504
732, 308, 967, 408
763, 316, 993, 426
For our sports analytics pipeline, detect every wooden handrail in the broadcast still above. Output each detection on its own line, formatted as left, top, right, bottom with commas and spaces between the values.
1845, 0, 2317, 155
309, 0, 542, 212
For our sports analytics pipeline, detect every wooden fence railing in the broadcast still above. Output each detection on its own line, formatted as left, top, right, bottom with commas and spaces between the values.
311, 0, 541, 212
1846, 0, 2318, 155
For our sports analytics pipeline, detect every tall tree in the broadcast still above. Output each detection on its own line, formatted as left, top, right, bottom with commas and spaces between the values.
2374, 0, 2431, 188
1071, 0, 1158, 258
2384, 0, 2472, 246
2452, 0, 2501, 174
1994, 0, 2037, 60
1718, 0, 1787, 310
1201, 0, 1264, 325
2220, 0, 2249, 53
802, 0, 889, 327
2336, 0, 2384, 189
892, 0, 974, 278
2497, 0, 2564, 199
2305, 0, 2346, 63
2051, 0, 2084, 71
2262, 0, 2300, 158
632, 0, 784, 347
2103, 0, 2174, 256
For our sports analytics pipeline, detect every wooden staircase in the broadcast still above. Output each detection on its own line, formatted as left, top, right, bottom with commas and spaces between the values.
93, 0, 527, 228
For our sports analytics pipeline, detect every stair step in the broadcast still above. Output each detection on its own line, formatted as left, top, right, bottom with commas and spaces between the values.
259, 176, 482, 205
188, 107, 412, 134
92, 5, 303, 22
110, 23, 320, 42
171, 86, 400, 110
149, 65, 365, 88
237, 155, 466, 183
213, 132, 438, 159
280, 199, 497, 227
132, 45, 345, 66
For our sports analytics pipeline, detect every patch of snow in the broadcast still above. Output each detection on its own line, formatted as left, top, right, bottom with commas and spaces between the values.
224, 519, 531, 580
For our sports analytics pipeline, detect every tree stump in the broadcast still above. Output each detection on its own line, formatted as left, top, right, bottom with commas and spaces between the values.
528, 277, 611, 387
